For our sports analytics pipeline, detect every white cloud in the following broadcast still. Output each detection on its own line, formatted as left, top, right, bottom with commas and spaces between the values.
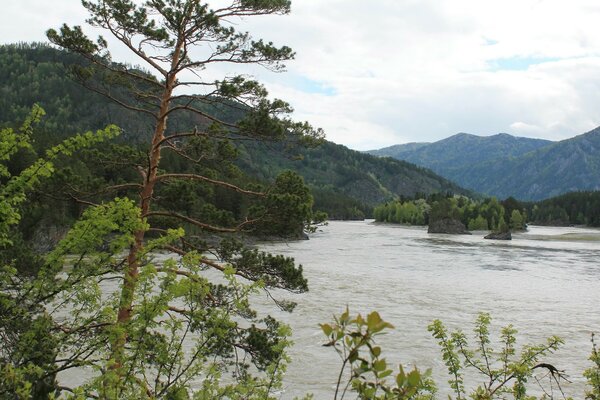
2, 0, 600, 149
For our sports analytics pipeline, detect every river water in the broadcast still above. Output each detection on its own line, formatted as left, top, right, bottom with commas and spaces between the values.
257, 221, 600, 399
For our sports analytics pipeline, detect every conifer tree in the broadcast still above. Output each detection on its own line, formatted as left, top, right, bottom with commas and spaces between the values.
4, 1, 321, 397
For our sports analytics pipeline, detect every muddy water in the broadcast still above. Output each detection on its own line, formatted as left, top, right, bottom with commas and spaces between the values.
257, 221, 600, 398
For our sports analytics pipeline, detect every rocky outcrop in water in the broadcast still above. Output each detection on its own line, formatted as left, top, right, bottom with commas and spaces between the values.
484, 231, 512, 240
427, 218, 471, 235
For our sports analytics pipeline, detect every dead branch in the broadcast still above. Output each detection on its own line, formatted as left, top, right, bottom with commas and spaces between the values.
145, 211, 239, 233
155, 173, 264, 196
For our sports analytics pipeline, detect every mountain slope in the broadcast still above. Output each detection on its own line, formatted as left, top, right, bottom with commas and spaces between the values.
369, 132, 552, 178
237, 139, 472, 208
369, 130, 600, 200
0, 43, 472, 217
460, 128, 600, 200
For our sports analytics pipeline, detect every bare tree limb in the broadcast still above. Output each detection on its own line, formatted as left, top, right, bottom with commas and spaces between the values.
145, 211, 259, 233
155, 173, 264, 196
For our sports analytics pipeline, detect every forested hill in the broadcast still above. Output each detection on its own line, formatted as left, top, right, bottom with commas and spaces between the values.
0, 43, 471, 218
368, 130, 600, 201
236, 139, 471, 215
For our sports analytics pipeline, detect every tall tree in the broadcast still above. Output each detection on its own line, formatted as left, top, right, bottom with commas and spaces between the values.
5, 0, 325, 397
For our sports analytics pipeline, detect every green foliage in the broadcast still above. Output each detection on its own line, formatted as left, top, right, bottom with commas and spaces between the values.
321, 309, 600, 400
374, 199, 429, 225
585, 333, 600, 400
249, 170, 314, 237
428, 313, 566, 399
527, 191, 600, 227
2, 194, 298, 398
0, 108, 120, 398
0, 105, 119, 247
321, 308, 435, 400
311, 186, 368, 220
4, 0, 328, 397
510, 210, 525, 231
374, 195, 522, 233
468, 215, 489, 231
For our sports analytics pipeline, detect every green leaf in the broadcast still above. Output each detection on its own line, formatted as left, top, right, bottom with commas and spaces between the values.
373, 359, 387, 372
320, 323, 333, 337
407, 370, 421, 387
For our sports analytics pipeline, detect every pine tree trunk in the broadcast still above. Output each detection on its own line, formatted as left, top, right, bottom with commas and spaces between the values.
111, 42, 183, 375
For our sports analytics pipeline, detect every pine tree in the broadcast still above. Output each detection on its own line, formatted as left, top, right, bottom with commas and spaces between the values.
3, 1, 322, 397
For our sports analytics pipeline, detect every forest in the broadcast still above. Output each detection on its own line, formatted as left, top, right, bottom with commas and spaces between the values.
374, 195, 525, 232
374, 191, 600, 230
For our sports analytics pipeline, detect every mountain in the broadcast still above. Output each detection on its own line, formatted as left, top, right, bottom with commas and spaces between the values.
0, 43, 472, 218
369, 130, 600, 201
464, 128, 600, 200
370, 142, 430, 159
368, 132, 552, 178
237, 139, 472, 213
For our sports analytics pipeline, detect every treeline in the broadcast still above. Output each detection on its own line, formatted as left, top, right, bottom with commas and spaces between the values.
376, 190, 600, 229
374, 193, 527, 231
526, 191, 600, 227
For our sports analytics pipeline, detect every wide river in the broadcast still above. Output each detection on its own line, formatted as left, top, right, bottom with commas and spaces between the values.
256, 221, 600, 399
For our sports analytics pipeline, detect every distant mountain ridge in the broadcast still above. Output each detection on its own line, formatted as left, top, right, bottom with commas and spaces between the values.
368, 130, 600, 200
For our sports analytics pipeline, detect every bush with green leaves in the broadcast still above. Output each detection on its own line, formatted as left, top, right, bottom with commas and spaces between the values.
1, 106, 120, 397
320, 309, 600, 400
321, 308, 436, 400
428, 313, 569, 400
585, 334, 600, 400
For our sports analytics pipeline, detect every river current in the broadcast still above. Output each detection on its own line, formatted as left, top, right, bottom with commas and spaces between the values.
257, 221, 600, 399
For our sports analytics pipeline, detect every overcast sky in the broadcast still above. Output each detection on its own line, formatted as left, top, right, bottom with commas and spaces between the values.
2, 1, 600, 150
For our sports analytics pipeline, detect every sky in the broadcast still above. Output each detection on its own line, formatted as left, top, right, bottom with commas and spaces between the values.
2, 1, 600, 150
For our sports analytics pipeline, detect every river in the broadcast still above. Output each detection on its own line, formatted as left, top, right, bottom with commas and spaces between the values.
256, 221, 600, 399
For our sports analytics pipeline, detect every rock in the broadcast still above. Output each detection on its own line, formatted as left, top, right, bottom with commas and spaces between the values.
427, 218, 471, 235
32, 224, 70, 253
484, 231, 512, 240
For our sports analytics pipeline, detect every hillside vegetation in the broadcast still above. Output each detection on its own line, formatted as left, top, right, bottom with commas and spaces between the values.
0, 43, 471, 219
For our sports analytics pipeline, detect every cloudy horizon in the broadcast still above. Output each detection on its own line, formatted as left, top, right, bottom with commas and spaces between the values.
2, 0, 600, 150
